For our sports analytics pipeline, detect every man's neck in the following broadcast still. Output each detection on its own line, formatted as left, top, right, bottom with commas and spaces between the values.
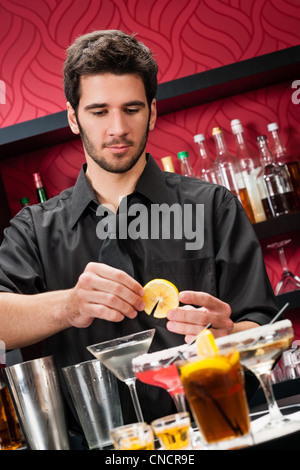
85, 155, 147, 212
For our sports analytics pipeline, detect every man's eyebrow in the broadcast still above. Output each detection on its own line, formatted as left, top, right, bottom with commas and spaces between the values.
124, 100, 146, 107
83, 100, 146, 111
84, 103, 107, 111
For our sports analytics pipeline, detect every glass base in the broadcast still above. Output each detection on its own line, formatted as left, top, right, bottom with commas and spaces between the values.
205, 432, 253, 450
251, 409, 300, 445
275, 272, 300, 295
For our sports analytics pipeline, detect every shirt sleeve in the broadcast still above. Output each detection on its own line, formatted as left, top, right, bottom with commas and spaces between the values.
0, 208, 46, 294
214, 192, 278, 325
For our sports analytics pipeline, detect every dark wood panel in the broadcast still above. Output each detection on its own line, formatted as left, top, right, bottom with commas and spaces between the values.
253, 212, 300, 240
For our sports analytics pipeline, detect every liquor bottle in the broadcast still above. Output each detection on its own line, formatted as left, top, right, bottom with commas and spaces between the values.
257, 135, 297, 217
177, 151, 195, 177
193, 134, 219, 184
231, 119, 266, 223
267, 122, 300, 208
33, 172, 48, 203
20, 197, 31, 207
212, 127, 255, 224
0, 365, 23, 450
161, 156, 176, 173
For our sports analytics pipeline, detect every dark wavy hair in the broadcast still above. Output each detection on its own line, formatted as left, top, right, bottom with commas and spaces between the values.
63, 30, 158, 111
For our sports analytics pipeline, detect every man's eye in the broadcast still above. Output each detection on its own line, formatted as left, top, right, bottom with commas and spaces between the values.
92, 110, 106, 116
126, 108, 139, 114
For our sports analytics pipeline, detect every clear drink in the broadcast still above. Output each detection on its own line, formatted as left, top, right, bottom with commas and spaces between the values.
239, 335, 293, 375
87, 329, 155, 422
91, 337, 153, 382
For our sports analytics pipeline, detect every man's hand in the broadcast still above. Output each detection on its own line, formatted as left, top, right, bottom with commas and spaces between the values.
68, 262, 145, 328
166, 290, 233, 342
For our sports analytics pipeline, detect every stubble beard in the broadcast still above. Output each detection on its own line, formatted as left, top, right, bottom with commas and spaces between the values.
77, 118, 149, 174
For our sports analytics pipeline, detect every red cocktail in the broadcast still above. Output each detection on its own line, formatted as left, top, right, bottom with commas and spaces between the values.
132, 345, 190, 412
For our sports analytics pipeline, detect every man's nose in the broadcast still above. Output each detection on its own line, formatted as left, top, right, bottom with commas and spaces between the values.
107, 111, 130, 136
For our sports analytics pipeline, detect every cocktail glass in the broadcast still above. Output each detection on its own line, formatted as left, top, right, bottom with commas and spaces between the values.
216, 319, 297, 430
132, 344, 191, 413
87, 329, 155, 422
267, 239, 300, 294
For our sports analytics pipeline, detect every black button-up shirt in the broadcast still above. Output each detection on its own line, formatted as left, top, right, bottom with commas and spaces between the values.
0, 154, 277, 426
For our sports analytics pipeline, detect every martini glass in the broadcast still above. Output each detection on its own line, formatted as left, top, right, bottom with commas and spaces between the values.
216, 319, 298, 431
87, 329, 155, 422
267, 239, 300, 294
132, 344, 190, 413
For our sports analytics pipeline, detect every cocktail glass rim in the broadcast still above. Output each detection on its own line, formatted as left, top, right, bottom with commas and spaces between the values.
87, 328, 156, 353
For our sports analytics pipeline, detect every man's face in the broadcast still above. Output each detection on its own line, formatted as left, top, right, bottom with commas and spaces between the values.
67, 73, 156, 173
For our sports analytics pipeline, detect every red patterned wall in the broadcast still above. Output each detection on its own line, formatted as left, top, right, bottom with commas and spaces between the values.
0, 0, 300, 299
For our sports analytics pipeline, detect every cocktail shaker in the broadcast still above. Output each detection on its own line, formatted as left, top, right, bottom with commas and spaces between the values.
3, 356, 70, 450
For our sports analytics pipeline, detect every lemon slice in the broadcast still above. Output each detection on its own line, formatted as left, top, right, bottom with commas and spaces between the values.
180, 355, 232, 379
196, 329, 219, 357
143, 279, 179, 318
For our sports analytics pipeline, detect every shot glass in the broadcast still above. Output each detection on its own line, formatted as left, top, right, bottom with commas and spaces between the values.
151, 412, 191, 450
179, 349, 252, 449
109, 422, 155, 450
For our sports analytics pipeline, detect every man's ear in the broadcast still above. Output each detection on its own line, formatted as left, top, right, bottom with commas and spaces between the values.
67, 102, 80, 135
148, 99, 157, 131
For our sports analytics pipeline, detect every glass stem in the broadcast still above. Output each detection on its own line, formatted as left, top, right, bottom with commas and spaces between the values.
256, 371, 284, 423
125, 379, 144, 422
171, 392, 187, 413
278, 247, 289, 273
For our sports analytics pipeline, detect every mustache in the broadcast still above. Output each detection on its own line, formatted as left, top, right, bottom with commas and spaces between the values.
103, 138, 134, 147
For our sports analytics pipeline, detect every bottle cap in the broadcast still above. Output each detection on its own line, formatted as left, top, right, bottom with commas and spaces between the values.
193, 134, 205, 143
20, 197, 30, 206
161, 156, 175, 172
231, 119, 243, 134
267, 122, 278, 131
33, 172, 42, 188
212, 127, 222, 135
177, 151, 189, 160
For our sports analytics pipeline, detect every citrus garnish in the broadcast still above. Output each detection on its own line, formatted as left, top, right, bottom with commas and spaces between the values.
143, 279, 179, 318
179, 350, 239, 380
196, 329, 219, 357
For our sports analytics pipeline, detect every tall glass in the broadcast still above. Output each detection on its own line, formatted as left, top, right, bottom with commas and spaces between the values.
87, 329, 155, 422
216, 320, 296, 430
179, 348, 251, 449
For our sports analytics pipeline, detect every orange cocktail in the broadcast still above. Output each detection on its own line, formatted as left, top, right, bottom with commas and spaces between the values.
179, 349, 250, 445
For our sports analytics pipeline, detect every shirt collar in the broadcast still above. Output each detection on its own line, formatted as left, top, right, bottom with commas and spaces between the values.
70, 155, 167, 228
135, 154, 167, 204
69, 163, 98, 229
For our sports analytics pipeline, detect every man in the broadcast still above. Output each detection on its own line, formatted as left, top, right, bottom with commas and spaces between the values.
0, 30, 277, 430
